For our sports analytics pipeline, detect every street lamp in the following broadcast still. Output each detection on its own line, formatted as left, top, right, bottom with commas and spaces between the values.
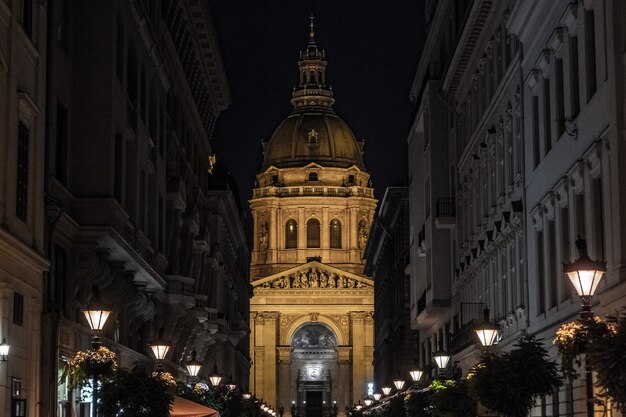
82, 289, 113, 417
409, 365, 424, 385
81, 290, 112, 349
225, 375, 237, 391
185, 351, 202, 381
364, 397, 373, 407
474, 307, 499, 349
0, 338, 9, 363
243, 392, 252, 400
563, 236, 607, 417
563, 237, 607, 316
355, 401, 363, 411
209, 364, 223, 386
149, 328, 170, 371
381, 385, 392, 396
433, 347, 451, 371
372, 392, 381, 401
393, 372, 405, 391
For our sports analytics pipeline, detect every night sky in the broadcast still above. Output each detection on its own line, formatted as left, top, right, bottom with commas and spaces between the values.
209, 1, 426, 217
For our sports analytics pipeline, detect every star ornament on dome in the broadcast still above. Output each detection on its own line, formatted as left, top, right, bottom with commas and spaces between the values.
308, 129, 319, 144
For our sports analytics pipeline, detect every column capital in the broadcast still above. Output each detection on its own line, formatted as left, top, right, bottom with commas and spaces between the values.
277, 346, 292, 364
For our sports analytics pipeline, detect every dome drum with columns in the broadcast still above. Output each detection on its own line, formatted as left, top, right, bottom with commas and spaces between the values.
249, 17, 376, 417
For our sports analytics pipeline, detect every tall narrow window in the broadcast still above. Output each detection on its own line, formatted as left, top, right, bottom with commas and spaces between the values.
585, 10, 597, 99
547, 219, 558, 308
575, 193, 586, 238
592, 178, 604, 259
532, 95, 540, 168
114, 135, 123, 202
555, 58, 565, 138
127, 41, 138, 105
140, 66, 147, 123
13, 292, 24, 326
307, 219, 321, 248
21, 0, 33, 38
543, 78, 552, 155
569, 36, 580, 117
139, 171, 146, 229
53, 245, 67, 312
285, 219, 298, 249
16, 122, 29, 221
330, 219, 342, 249
537, 230, 545, 314
56, 102, 68, 184
116, 16, 124, 80
560, 206, 571, 302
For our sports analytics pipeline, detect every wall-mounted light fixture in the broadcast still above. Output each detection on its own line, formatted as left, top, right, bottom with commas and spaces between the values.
0, 338, 9, 363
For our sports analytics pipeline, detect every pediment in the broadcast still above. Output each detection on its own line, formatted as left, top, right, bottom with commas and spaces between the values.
252, 261, 373, 290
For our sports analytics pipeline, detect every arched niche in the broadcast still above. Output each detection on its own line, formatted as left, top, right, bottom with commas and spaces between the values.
291, 323, 337, 349
282, 315, 346, 346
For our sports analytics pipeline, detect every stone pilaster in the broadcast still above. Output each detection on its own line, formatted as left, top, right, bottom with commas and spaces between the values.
337, 346, 351, 417
277, 346, 292, 416
350, 312, 367, 401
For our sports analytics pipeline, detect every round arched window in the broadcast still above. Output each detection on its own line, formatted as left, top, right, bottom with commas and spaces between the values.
330, 219, 342, 248
285, 219, 298, 249
307, 219, 321, 248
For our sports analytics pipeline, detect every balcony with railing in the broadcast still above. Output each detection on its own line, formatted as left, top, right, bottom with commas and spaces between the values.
252, 185, 374, 199
127, 98, 137, 133
449, 302, 485, 354
435, 198, 455, 229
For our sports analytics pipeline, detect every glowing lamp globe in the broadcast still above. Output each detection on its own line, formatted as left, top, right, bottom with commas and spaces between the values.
373, 393, 381, 401
364, 397, 373, 407
185, 351, 202, 377
82, 308, 111, 332
381, 386, 392, 396
474, 308, 499, 348
563, 238, 606, 310
209, 365, 223, 386
393, 378, 405, 390
0, 338, 9, 361
409, 367, 424, 382
433, 349, 451, 369
149, 328, 171, 361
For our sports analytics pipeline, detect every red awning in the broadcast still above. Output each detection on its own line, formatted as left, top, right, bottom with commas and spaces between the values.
170, 396, 220, 417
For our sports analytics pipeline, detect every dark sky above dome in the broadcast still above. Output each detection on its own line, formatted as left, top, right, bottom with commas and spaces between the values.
209, 0, 426, 211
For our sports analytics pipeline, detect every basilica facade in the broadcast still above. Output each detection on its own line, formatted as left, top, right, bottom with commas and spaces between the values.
249, 20, 376, 417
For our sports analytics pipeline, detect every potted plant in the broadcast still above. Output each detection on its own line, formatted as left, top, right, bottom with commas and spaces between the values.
430, 379, 476, 417
553, 315, 613, 380
98, 364, 174, 417
60, 346, 118, 390
404, 390, 432, 417
582, 311, 626, 410
470, 336, 561, 417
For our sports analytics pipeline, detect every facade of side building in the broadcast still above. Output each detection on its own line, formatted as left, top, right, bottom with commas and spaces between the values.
409, 0, 626, 415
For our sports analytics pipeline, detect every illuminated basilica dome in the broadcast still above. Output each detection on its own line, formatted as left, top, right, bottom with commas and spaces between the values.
261, 18, 365, 171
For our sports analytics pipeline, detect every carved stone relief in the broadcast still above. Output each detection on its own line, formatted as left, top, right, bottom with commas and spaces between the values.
258, 267, 370, 289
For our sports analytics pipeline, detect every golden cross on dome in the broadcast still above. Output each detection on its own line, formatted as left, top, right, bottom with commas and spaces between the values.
309, 14, 315, 39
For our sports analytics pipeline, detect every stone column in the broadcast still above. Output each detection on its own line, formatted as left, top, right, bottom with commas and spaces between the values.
269, 206, 278, 263
322, 207, 329, 249
349, 208, 358, 249
337, 346, 351, 417
350, 312, 366, 402
364, 312, 374, 385
278, 346, 292, 417
263, 312, 279, 407
298, 207, 305, 259
250, 313, 258, 394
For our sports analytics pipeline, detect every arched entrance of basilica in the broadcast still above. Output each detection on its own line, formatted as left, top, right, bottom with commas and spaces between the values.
250, 262, 374, 417
289, 323, 338, 417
